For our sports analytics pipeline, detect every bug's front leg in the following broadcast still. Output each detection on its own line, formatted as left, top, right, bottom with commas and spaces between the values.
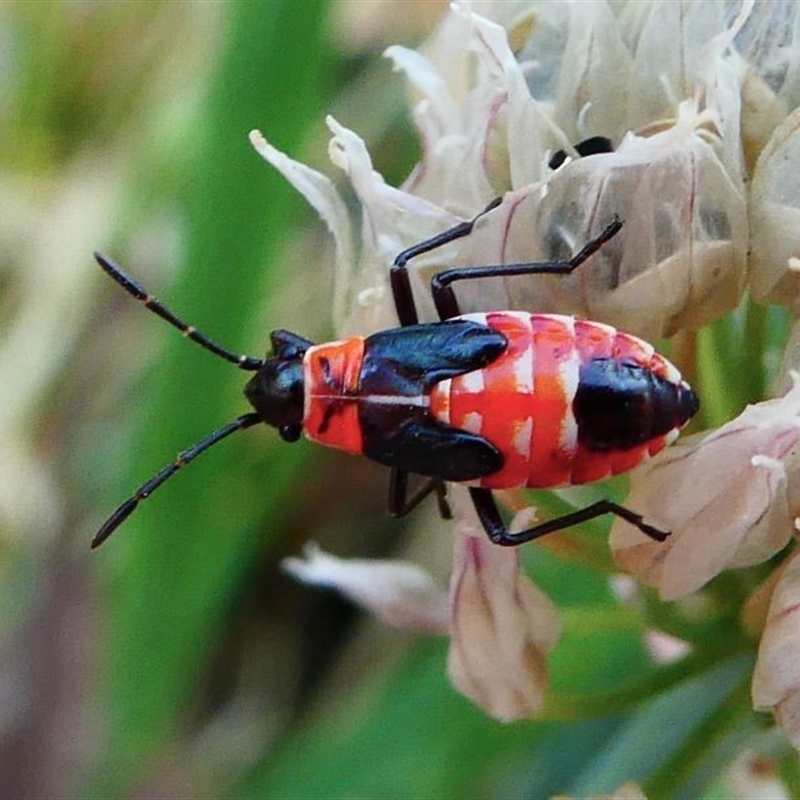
387, 468, 451, 520
389, 197, 503, 326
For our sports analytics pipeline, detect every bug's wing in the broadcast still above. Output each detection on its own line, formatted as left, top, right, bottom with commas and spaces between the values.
362, 320, 507, 394
359, 319, 506, 480
363, 415, 502, 481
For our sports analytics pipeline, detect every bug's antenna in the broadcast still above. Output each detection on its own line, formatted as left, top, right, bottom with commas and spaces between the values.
95, 252, 264, 371
92, 412, 262, 549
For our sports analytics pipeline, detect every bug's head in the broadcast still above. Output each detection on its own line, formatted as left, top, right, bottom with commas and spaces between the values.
244, 329, 311, 442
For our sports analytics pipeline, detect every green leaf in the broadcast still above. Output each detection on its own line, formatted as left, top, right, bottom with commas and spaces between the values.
568, 654, 754, 797
89, 3, 333, 794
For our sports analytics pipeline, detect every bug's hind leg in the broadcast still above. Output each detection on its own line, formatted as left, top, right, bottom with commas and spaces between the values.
468, 487, 669, 546
388, 468, 451, 520
390, 197, 502, 326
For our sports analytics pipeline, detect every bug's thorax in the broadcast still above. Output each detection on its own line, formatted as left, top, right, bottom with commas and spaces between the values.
300, 335, 432, 453
301, 337, 366, 454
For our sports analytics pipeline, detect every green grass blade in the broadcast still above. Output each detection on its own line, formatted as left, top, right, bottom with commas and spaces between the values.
89, 3, 333, 793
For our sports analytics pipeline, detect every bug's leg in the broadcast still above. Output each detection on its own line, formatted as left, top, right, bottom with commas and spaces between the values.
468, 487, 669, 546
388, 468, 451, 519
390, 197, 503, 326
548, 135, 614, 170
430, 217, 623, 320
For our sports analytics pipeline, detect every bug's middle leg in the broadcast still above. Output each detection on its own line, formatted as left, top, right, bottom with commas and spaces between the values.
430, 217, 623, 320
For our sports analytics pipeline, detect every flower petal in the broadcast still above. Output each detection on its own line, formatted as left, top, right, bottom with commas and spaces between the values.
750, 106, 800, 305
249, 129, 356, 333
283, 543, 450, 633
446, 488, 560, 721
611, 375, 800, 600
752, 549, 800, 750
324, 116, 460, 334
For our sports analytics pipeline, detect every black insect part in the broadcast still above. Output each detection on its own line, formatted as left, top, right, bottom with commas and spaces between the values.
548, 135, 614, 170
91, 253, 310, 548
388, 205, 686, 544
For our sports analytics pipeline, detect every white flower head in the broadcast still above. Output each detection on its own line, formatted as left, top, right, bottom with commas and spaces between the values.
611, 373, 800, 601
255, 2, 752, 342
250, 1, 798, 724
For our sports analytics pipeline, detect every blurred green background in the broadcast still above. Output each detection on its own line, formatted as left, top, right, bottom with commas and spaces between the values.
0, 2, 792, 798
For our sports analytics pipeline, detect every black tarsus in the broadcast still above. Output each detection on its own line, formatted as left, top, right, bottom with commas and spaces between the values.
388, 469, 451, 520
92, 412, 262, 549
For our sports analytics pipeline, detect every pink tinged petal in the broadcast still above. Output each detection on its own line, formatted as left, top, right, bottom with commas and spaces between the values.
325, 115, 457, 234
752, 550, 800, 750
624, 2, 738, 130
549, 1, 633, 142
451, 5, 556, 191
750, 106, 800, 306
282, 543, 450, 634
323, 116, 459, 333
544, 100, 745, 341
382, 45, 461, 136
737, 3, 800, 167
389, 6, 560, 206
248, 129, 356, 332
386, 9, 500, 208
611, 375, 800, 601
446, 491, 560, 722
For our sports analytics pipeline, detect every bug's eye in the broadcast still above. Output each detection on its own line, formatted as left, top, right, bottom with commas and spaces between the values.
279, 424, 302, 442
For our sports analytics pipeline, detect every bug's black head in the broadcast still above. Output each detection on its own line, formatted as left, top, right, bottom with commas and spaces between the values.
244, 330, 311, 442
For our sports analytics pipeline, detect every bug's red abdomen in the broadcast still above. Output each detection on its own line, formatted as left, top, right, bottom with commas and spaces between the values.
429, 312, 691, 490
303, 337, 365, 454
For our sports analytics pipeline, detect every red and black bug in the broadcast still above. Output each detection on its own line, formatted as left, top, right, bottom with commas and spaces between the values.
92, 202, 698, 549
